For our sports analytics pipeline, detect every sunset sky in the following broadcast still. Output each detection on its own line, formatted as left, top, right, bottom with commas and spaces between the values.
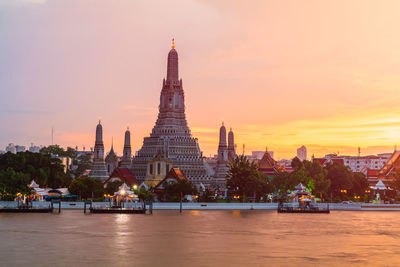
1, 0, 400, 159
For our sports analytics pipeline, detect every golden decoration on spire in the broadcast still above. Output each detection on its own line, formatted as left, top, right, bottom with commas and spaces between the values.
171, 38, 175, 49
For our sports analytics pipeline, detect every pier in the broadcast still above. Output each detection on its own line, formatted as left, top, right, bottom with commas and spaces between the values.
0, 199, 60, 213
84, 200, 147, 214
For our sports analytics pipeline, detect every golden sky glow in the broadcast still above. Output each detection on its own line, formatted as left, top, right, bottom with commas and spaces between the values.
1, 0, 400, 159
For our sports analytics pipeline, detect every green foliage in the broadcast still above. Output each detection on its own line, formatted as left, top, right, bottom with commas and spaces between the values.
390, 173, 400, 192
273, 159, 330, 200
159, 179, 197, 202
272, 158, 370, 202
0, 151, 71, 189
40, 145, 76, 158
227, 155, 274, 201
73, 154, 92, 177
198, 189, 215, 202
137, 189, 154, 201
68, 177, 104, 199
104, 180, 123, 195
0, 168, 32, 197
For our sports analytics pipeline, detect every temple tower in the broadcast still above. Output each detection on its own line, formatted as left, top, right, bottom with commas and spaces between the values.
120, 127, 132, 168
228, 128, 236, 161
213, 122, 230, 191
131, 40, 211, 185
105, 139, 118, 175
89, 121, 109, 181
217, 122, 228, 163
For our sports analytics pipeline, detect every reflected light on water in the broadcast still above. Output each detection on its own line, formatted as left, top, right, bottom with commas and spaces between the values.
190, 210, 199, 216
232, 210, 241, 217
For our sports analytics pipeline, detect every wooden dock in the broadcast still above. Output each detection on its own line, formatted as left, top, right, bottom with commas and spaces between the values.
0, 207, 53, 213
89, 207, 146, 214
278, 204, 330, 214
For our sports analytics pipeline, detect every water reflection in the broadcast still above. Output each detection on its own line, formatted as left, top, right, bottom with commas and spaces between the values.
1, 210, 400, 266
232, 210, 241, 217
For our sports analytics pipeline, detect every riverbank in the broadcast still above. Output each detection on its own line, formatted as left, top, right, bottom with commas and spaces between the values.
2, 201, 400, 211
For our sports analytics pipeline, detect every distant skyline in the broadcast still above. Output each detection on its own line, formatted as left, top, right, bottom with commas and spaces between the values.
1, 0, 400, 159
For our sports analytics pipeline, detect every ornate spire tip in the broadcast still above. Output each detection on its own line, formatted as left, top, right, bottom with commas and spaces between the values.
171, 38, 175, 49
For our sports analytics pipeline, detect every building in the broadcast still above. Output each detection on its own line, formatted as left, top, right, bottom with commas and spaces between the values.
312, 153, 390, 173
131, 40, 211, 187
227, 128, 236, 161
153, 168, 188, 201
120, 128, 132, 168
212, 122, 231, 191
257, 150, 280, 180
29, 144, 41, 153
88, 121, 109, 181
105, 141, 118, 175
144, 149, 172, 187
247, 151, 274, 162
5, 143, 16, 153
104, 168, 138, 188
297, 145, 307, 161
376, 151, 400, 186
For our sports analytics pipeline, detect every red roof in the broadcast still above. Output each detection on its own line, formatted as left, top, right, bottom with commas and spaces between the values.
154, 168, 188, 192
104, 168, 137, 186
367, 169, 379, 177
312, 158, 344, 166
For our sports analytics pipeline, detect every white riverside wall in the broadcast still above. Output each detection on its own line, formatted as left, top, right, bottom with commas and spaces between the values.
2, 201, 400, 211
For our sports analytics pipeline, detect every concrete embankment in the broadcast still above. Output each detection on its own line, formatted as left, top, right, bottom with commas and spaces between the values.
2, 201, 400, 211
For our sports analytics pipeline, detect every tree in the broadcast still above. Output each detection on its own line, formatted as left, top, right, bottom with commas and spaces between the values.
137, 188, 154, 201
160, 179, 197, 202
273, 160, 330, 201
291, 157, 303, 171
105, 180, 123, 195
350, 172, 369, 196
227, 155, 274, 201
68, 177, 104, 199
326, 163, 353, 200
0, 168, 31, 199
0, 151, 71, 189
73, 154, 93, 177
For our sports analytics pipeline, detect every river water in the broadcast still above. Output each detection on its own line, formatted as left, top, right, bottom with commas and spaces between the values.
0, 210, 399, 266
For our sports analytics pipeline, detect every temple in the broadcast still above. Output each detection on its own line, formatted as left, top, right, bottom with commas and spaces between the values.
131, 40, 212, 187
212, 122, 231, 190
89, 121, 109, 181
120, 128, 132, 168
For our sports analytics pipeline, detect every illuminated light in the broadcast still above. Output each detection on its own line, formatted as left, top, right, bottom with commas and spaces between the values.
120, 189, 126, 196
133, 185, 138, 190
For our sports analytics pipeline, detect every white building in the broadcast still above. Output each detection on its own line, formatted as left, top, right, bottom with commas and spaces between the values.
5, 143, 16, 153
323, 153, 391, 172
297, 145, 307, 161
29, 144, 41, 153
15, 145, 26, 152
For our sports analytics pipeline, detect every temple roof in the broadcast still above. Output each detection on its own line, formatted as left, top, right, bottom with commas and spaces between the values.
105, 168, 138, 187
105, 142, 118, 162
258, 151, 277, 169
154, 168, 188, 191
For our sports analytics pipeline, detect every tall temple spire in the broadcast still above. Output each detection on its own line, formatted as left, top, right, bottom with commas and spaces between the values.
121, 127, 132, 168
218, 122, 228, 162
228, 127, 236, 161
89, 120, 108, 181
131, 41, 210, 184
167, 38, 179, 81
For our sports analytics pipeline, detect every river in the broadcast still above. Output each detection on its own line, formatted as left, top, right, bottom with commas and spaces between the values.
0, 210, 399, 266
